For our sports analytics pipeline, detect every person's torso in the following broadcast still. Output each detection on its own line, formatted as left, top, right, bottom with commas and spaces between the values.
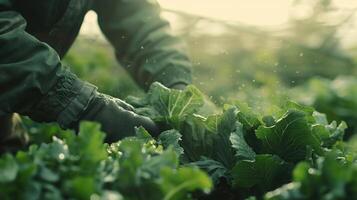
13, 0, 93, 58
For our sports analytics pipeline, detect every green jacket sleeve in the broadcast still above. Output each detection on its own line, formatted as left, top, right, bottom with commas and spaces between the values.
92, 0, 192, 89
0, 8, 96, 127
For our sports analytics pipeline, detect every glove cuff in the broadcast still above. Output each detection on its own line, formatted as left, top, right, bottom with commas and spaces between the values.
57, 82, 97, 128
28, 69, 97, 125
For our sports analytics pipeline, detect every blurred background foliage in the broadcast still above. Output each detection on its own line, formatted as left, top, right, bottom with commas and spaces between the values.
62, 0, 357, 135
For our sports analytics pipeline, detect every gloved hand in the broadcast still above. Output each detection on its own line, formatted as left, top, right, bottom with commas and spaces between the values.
76, 92, 159, 143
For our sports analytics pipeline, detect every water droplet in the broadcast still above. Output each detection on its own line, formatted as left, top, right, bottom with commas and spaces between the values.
299, 53, 304, 57
59, 153, 65, 160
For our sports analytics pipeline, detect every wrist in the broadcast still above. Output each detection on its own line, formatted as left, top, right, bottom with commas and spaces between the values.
57, 82, 97, 129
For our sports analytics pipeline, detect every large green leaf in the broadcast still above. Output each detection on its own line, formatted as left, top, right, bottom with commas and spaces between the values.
256, 110, 322, 163
68, 122, 108, 166
160, 167, 212, 200
142, 148, 179, 178
312, 112, 347, 148
230, 122, 256, 161
180, 115, 216, 162
233, 101, 261, 130
188, 157, 227, 184
158, 129, 184, 156
0, 154, 18, 183
147, 82, 204, 127
232, 154, 291, 192
212, 107, 239, 169
64, 176, 97, 200
265, 151, 357, 200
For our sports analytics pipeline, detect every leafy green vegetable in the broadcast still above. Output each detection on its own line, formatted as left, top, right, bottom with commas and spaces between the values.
135, 82, 204, 128
0, 121, 212, 200
188, 157, 228, 184
265, 151, 357, 200
256, 110, 322, 163
179, 115, 216, 162
127, 83, 351, 199
230, 122, 256, 161
0, 154, 18, 183
233, 101, 261, 130
312, 112, 347, 148
232, 155, 291, 193
160, 167, 213, 200
3, 82, 353, 200
293, 76, 357, 137
211, 107, 238, 169
158, 129, 184, 156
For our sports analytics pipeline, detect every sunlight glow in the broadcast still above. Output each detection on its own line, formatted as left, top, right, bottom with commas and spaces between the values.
157, 0, 290, 26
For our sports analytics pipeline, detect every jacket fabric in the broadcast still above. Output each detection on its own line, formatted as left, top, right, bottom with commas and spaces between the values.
0, 0, 192, 128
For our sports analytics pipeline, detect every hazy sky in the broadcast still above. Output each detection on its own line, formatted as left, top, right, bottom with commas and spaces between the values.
80, 0, 357, 47
158, 0, 290, 26
157, 0, 357, 26
81, 0, 293, 37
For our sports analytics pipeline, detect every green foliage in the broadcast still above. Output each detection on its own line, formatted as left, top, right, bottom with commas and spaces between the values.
0, 121, 212, 200
160, 167, 213, 200
293, 76, 357, 137
256, 110, 322, 163
265, 151, 357, 200
230, 122, 256, 161
8, 0, 355, 198
127, 83, 351, 199
232, 155, 291, 192
0, 154, 18, 183
133, 82, 204, 128
5, 82, 357, 199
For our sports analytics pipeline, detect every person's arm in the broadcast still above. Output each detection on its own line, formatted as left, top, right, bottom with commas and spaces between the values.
92, 0, 192, 90
0, 5, 158, 140
0, 8, 96, 128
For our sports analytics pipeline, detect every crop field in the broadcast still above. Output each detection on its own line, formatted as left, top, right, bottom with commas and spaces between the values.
1, 0, 357, 199
1, 81, 357, 199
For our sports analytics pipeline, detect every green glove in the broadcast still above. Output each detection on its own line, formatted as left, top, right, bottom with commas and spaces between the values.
76, 92, 159, 142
